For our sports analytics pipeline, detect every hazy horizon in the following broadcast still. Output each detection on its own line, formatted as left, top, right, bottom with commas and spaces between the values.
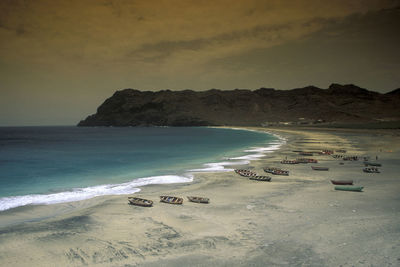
1, 1, 399, 126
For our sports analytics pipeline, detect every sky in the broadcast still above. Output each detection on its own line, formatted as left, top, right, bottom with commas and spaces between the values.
0, 0, 399, 126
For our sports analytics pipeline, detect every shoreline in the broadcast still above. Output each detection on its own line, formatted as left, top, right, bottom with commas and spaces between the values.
0, 127, 399, 266
0, 127, 278, 215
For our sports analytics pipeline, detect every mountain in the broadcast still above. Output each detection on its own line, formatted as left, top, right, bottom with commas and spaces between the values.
77, 84, 400, 127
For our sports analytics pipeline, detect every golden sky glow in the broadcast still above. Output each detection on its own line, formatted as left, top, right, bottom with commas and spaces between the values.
0, 0, 399, 125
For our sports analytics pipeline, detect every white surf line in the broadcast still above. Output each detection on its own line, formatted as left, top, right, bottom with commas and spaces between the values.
189, 128, 286, 173
0, 174, 193, 211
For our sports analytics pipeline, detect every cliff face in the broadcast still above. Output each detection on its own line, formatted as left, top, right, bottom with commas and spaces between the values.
78, 84, 400, 127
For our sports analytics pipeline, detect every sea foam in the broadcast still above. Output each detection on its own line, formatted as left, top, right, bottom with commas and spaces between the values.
0, 174, 192, 211
188, 160, 250, 172
189, 136, 284, 172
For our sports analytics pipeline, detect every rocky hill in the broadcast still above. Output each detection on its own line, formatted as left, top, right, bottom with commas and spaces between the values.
78, 84, 400, 127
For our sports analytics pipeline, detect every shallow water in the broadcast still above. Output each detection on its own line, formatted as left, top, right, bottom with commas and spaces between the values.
0, 126, 281, 211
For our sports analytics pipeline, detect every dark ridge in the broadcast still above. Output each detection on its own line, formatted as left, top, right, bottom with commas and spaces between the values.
386, 88, 400, 95
78, 84, 400, 127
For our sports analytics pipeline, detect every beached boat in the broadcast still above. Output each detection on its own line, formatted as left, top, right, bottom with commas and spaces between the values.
128, 197, 153, 207
363, 167, 380, 173
160, 196, 183, 204
311, 166, 329, 171
330, 180, 353, 185
281, 160, 298, 164
263, 167, 289, 176
234, 169, 246, 174
334, 186, 363, 192
343, 156, 359, 161
363, 162, 382, 167
187, 196, 210, 204
319, 150, 334, 155
235, 169, 254, 173
296, 158, 318, 163
234, 169, 257, 177
299, 152, 313, 156
249, 176, 271, 182
336, 149, 347, 153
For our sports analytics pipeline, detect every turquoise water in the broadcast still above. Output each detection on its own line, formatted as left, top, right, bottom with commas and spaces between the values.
0, 127, 281, 211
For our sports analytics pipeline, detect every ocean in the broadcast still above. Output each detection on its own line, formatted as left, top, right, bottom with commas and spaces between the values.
0, 126, 282, 212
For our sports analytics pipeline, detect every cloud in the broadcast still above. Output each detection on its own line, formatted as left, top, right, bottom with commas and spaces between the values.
1, 0, 397, 66
128, 16, 332, 65
0, 0, 397, 85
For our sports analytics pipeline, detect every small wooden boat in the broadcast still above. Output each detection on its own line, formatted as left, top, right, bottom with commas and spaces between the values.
334, 186, 363, 192
263, 167, 289, 176
249, 176, 271, 182
336, 149, 347, 153
234, 169, 257, 177
363, 162, 382, 167
128, 197, 153, 207
234, 169, 246, 174
187, 196, 209, 204
311, 166, 329, 171
331, 180, 353, 185
363, 167, 380, 173
281, 160, 298, 164
319, 150, 334, 155
343, 156, 359, 161
160, 196, 183, 204
296, 158, 318, 164
299, 152, 313, 156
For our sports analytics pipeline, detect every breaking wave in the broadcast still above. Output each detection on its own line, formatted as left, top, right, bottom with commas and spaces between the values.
0, 174, 193, 211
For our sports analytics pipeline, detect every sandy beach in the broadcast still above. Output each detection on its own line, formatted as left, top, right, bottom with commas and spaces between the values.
0, 127, 399, 267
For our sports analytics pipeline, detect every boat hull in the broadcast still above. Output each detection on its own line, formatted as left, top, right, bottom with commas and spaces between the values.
331, 180, 353, 185
263, 168, 289, 176
187, 196, 210, 204
299, 152, 313, 156
281, 160, 298, 164
311, 166, 329, 171
296, 158, 318, 163
363, 168, 380, 173
334, 186, 363, 192
128, 197, 153, 207
363, 162, 382, 167
160, 196, 183, 204
249, 176, 271, 182
235, 169, 257, 177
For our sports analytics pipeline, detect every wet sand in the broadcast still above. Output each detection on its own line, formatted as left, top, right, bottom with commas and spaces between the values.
0, 127, 399, 266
